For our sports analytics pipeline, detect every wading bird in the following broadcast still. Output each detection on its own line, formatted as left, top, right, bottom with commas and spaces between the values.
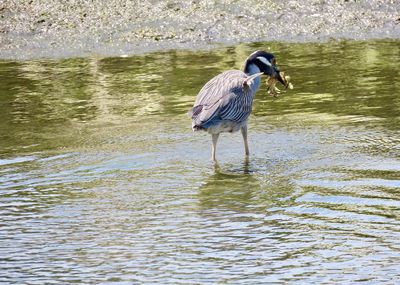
188, 51, 286, 162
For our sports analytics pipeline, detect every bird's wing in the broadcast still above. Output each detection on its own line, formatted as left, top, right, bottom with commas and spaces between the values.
189, 70, 259, 128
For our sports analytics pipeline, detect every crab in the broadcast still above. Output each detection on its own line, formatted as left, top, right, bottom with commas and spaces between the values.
266, 72, 293, 97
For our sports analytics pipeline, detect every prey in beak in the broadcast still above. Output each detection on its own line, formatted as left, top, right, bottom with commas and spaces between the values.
266, 69, 293, 97
245, 51, 293, 97
270, 58, 290, 88
275, 69, 289, 88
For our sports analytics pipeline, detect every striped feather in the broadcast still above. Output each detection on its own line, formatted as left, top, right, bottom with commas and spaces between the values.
189, 70, 260, 132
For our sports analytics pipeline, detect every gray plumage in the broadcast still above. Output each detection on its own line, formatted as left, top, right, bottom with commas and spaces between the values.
189, 70, 261, 134
188, 50, 283, 162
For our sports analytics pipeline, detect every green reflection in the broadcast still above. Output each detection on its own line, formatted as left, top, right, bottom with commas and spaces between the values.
0, 40, 399, 156
198, 158, 297, 212
0, 40, 400, 285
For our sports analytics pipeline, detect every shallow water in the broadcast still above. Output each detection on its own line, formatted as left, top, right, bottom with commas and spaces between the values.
0, 40, 400, 284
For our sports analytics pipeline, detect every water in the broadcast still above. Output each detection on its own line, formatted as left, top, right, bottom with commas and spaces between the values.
0, 40, 399, 284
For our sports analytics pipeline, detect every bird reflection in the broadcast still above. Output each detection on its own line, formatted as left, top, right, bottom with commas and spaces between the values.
199, 158, 260, 213
213, 156, 251, 175
199, 157, 295, 213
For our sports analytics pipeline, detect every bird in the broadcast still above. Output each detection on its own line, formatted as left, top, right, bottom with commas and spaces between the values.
188, 50, 286, 162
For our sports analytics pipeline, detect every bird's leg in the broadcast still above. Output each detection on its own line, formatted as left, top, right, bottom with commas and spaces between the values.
211, 133, 219, 162
241, 126, 249, 156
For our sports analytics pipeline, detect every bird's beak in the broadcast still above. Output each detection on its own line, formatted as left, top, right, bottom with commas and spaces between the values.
274, 66, 288, 88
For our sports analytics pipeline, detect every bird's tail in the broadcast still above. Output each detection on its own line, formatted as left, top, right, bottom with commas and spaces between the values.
188, 105, 206, 131
187, 105, 203, 118
192, 124, 204, 131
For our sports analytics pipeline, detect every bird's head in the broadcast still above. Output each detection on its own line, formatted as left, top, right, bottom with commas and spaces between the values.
245, 51, 287, 87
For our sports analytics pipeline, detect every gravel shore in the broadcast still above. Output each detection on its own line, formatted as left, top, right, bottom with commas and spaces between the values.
1, 0, 399, 60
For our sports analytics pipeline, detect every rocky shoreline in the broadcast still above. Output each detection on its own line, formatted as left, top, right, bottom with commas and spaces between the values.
1, 0, 399, 60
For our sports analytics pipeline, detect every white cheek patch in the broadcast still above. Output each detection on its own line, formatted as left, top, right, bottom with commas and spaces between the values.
256, 56, 272, 66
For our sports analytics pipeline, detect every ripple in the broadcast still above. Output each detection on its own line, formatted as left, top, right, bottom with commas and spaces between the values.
1, 40, 400, 284
297, 192, 400, 208
0, 155, 37, 166
297, 177, 400, 190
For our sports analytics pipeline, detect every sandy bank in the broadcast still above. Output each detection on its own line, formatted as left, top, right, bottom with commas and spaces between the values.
1, 0, 399, 60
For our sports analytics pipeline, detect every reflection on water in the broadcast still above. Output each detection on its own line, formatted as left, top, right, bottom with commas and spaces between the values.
0, 40, 400, 284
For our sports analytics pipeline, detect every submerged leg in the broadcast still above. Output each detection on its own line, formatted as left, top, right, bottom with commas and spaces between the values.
241, 126, 249, 156
211, 133, 219, 162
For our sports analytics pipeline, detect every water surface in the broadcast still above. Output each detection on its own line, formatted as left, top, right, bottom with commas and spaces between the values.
0, 40, 400, 284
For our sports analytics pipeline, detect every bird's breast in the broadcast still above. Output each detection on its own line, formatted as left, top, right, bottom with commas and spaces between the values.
250, 76, 261, 93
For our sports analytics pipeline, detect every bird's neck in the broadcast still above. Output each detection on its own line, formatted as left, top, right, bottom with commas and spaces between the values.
244, 63, 261, 92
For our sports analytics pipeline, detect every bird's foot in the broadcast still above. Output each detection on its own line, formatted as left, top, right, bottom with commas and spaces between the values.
212, 159, 220, 170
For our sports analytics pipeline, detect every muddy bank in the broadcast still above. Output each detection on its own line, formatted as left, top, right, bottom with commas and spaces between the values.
0, 0, 399, 60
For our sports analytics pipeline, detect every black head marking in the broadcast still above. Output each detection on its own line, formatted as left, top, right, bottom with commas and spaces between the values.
244, 50, 278, 74
246, 50, 276, 65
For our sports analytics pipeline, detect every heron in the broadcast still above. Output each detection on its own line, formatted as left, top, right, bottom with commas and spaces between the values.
188, 50, 286, 162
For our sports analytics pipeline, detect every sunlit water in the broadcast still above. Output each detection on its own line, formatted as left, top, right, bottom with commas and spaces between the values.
1, 40, 400, 284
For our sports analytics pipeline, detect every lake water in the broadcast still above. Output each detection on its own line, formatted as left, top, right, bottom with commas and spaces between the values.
0, 40, 399, 284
